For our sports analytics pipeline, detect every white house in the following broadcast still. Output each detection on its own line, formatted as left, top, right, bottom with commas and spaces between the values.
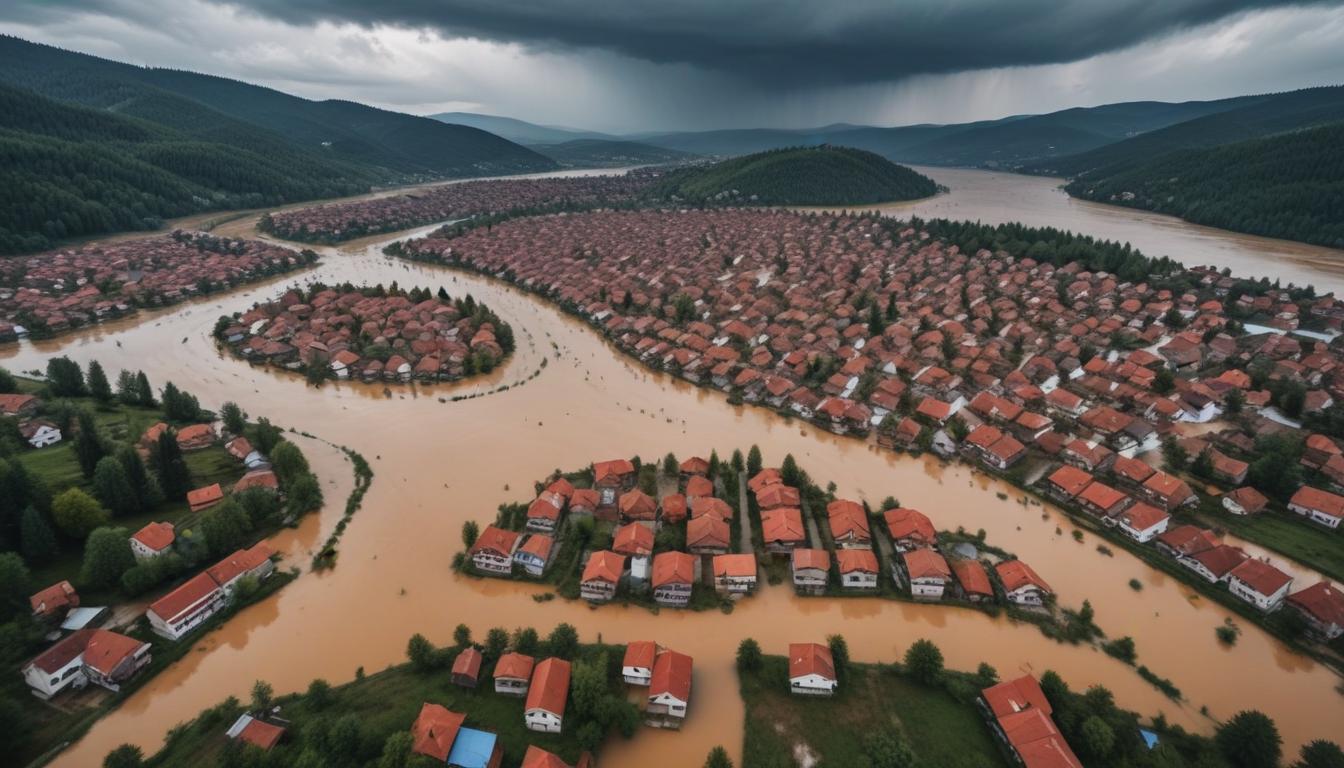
622, 641, 659, 686
996, 561, 1052, 607
147, 572, 225, 641
1114, 503, 1170, 544
646, 650, 692, 728
901, 549, 951, 600
788, 643, 837, 696
21, 421, 62, 448
791, 548, 829, 595
837, 549, 879, 591
525, 658, 570, 733
469, 525, 520, 576
1288, 487, 1344, 530
23, 628, 151, 699
512, 534, 553, 578
492, 653, 534, 696
1227, 560, 1293, 612
129, 522, 175, 561
205, 543, 275, 597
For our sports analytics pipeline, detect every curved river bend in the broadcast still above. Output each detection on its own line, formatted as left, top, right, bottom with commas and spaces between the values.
5, 168, 1344, 768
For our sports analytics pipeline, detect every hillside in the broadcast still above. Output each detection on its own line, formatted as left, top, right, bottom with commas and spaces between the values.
0, 83, 380, 254
635, 95, 1263, 166
0, 36, 556, 179
430, 111, 615, 144
651, 146, 938, 205
1063, 123, 1344, 249
530, 139, 696, 168
1033, 86, 1344, 177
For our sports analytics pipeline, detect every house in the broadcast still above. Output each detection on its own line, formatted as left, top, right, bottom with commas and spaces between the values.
494, 652, 534, 696
569, 488, 599, 516
1076, 481, 1130, 519
1182, 544, 1249, 583
225, 436, 254, 460
1155, 524, 1219, 559
756, 483, 801, 510
1222, 487, 1269, 516
837, 548, 879, 590
0, 393, 38, 417
522, 746, 589, 768
525, 658, 571, 733
226, 714, 286, 752
622, 640, 660, 685
646, 650, 693, 728
30, 580, 78, 620
129, 522, 175, 560
996, 560, 1052, 606
652, 552, 695, 607
760, 507, 807, 553
176, 423, 217, 451
470, 526, 521, 575
1285, 581, 1344, 640
21, 420, 61, 448
901, 549, 951, 600
791, 548, 830, 595
788, 642, 837, 695
685, 475, 714, 500
580, 551, 625, 603
951, 558, 994, 602
1288, 486, 1344, 529
452, 647, 483, 688
827, 499, 871, 548
187, 483, 224, 512
526, 492, 564, 533
679, 455, 710, 480
147, 572, 225, 640
412, 703, 504, 768
593, 458, 636, 514
233, 469, 279, 493
687, 514, 730, 555
981, 676, 1083, 768
1042, 465, 1093, 502
1141, 471, 1196, 511
691, 496, 733, 522
712, 553, 758, 594
884, 508, 937, 551
618, 489, 658, 525
206, 543, 275, 596
613, 522, 655, 559
513, 534, 554, 577
1114, 502, 1170, 543
1227, 560, 1293, 612
22, 628, 151, 699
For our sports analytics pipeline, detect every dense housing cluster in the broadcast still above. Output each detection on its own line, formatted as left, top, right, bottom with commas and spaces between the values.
259, 172, 655, 243
404, 207, 1344, 645
0, 231, 316, 340
215, 284, 514, 383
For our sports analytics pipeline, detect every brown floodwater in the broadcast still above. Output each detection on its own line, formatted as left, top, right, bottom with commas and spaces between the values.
849, 166, 1344, 294
7, 174, 1344, 767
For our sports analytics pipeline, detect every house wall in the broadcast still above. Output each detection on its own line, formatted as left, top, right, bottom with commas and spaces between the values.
23, 657, 86, 700
789, 674, 836, 695
525, 709, 563, 733
1229, 577, 1291, 612
495, 677, 529, 696
580, 580, 616, 602
654, 583, 692, 606
841, 572, 877, 590
910, 577, 946, 599
473, 551, 513, 575
622, 667, 652, 685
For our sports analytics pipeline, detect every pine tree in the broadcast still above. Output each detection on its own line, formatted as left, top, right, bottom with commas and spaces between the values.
19, 506, 59, 566
86, 360, 112, 403
93, 456, 137, 517
74, 410, 106, 478
134, 371, 154, 406
152, 430, 192, 502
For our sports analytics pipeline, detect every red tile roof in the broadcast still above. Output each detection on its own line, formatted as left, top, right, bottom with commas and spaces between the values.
883, 507, 935, 544
526, 657, 571, 717
582, 551, 626, 584
148, 572, 220, 624
470, 525, 521, 557
788, 643, 835, 681
652, 552, 695, 587
452, 647, 483, 680
996, 560, 1051, 593
951, 559, 993, 597
1286, 581, 1344, 628
495, 652, 535, 681
206, 542, 274, 587
650, 649, 693, 702
412, 703, 464, 761
1229, 559, 1292, 596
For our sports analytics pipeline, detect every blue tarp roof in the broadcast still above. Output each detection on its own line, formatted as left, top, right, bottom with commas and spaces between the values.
1140, 729, 1160, 750
446, 727, 497, 768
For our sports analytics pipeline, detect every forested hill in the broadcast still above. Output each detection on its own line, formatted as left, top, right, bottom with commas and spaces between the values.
651, 146, 939, 206
0, 36, 555, 179
1064, 123, 1344, 249
0, 82, 384, 254
1031, 86, 1344, 178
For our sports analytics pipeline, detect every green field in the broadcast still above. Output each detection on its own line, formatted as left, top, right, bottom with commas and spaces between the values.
739, 655, 1008, 768
1193, 504, 1344, 584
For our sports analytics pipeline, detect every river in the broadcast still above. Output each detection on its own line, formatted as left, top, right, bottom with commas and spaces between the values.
6, 169, 1344, 767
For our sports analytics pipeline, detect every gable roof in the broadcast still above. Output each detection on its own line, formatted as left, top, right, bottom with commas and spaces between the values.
412, 703, 464, 762
788, 642, 835, 681
650, 649, 693, 702
526, 658, 571, 717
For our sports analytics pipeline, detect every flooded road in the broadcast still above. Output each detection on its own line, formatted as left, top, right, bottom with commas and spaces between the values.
6, 224, 1343, 766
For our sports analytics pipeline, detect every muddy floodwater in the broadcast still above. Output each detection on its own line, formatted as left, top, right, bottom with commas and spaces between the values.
7, 170, 1344, 767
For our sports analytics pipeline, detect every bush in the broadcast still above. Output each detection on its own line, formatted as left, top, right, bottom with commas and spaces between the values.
903, 638, 944, 685
80, 526, 135, 590
736, 638, 762, 672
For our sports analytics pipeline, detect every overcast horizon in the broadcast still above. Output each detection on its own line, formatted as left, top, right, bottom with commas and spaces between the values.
2, 1, 1343, 134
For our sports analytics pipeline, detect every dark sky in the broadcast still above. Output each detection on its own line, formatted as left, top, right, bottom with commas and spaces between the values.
2, 0, 1342, 132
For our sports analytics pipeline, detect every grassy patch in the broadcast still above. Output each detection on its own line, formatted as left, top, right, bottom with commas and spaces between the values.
1196, 508, 1344, 583
739, 656, 1007, 768
143, 642, 625, 767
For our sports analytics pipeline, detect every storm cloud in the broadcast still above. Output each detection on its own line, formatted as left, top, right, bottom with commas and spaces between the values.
0, 0, 1341, 132
182, 0, 1326, 86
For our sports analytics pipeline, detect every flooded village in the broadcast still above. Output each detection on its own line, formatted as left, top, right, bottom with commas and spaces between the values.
2, 168, 1344, 768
